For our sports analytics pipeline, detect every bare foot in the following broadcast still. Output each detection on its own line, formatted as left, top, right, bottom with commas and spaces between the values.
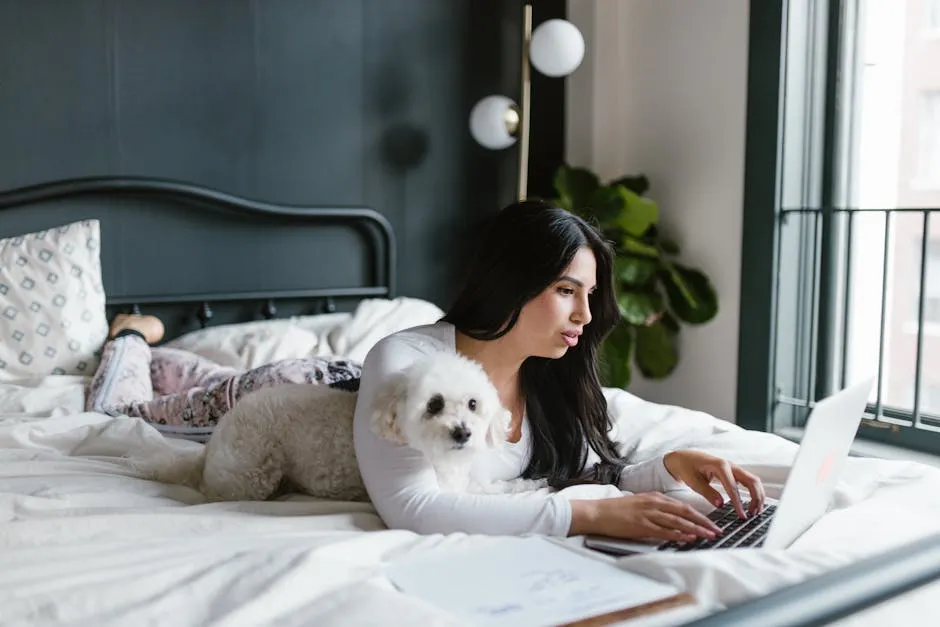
109, 314, 165, 344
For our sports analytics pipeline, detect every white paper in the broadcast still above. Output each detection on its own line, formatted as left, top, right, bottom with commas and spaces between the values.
385, 537, 682, 626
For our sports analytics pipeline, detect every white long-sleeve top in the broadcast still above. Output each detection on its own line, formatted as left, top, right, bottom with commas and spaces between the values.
351, 321, 683, 537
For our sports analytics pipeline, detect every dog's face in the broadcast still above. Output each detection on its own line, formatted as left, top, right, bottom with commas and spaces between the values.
371, 353, 510, 459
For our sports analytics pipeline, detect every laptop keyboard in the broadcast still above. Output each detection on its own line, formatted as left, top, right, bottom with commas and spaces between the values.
657, 501, 777, 551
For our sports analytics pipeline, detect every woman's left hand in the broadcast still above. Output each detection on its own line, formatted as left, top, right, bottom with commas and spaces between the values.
663, 450, 765, 519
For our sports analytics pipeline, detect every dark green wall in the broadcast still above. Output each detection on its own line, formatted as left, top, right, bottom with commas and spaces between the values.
0, 0, 565, 309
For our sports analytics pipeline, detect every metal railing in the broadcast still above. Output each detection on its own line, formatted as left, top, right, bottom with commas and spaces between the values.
771, 206, 940, 452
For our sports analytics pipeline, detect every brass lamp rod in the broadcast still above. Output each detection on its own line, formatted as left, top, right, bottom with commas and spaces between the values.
517, 2, 532, 201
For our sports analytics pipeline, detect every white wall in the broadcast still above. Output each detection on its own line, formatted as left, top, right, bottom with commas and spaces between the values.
566, 0, 750, 422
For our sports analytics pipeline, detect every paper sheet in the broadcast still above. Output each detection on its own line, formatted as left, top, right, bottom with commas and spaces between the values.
385, 537, 682, 626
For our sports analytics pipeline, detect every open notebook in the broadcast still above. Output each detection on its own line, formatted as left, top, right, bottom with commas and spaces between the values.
385, 536, 696, 626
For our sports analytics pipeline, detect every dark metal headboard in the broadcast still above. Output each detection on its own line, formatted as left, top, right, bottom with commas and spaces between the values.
0, 176, 396, 341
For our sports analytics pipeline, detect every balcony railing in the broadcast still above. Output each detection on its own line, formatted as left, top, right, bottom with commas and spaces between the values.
772, 206, 940, 454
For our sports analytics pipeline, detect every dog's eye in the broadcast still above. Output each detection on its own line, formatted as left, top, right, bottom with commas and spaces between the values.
468, 399, 477, 412
426, 394, 445, 416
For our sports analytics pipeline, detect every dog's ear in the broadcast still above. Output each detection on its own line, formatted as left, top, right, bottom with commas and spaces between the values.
485, 407, 511, 448
371, 372, 408, 445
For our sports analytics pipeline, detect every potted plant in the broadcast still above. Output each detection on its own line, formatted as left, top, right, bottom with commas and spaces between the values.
551, 164, 719, 389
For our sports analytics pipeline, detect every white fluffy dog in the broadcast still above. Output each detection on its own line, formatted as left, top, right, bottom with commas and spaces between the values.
145, 352, 545, 502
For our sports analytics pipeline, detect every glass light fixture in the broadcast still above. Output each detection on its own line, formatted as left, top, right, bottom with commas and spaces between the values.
468, 4, 585, 200
468, 95, 520, 150
529, 18, 585, 78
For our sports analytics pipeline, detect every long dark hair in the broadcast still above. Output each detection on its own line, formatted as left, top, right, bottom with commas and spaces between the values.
442, 199, 625, 488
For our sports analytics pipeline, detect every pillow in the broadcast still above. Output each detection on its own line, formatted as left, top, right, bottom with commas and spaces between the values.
325, 297, 445, 362
0, 219, 108, 381
164, 297, 444, 370
165, 323, 322, 370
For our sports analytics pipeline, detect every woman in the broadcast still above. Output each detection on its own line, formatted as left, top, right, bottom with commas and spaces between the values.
352, 199, 764, 543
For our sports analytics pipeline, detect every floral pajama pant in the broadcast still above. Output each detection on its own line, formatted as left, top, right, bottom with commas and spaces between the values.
85, 333, 361, 434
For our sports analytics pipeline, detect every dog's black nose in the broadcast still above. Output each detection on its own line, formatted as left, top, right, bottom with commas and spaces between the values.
450, 425, 471, 444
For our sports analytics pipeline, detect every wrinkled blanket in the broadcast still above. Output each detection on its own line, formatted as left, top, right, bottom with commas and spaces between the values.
2, 379, 938, 626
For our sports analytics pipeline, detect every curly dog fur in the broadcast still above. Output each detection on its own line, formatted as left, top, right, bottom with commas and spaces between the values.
142, 352, 546, 501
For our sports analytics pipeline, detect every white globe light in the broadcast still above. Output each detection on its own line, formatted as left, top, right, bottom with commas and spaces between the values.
468, 95, 518, 150
529, 19, 585, 77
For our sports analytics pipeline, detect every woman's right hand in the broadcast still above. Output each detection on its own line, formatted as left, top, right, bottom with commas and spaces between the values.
569, 493, 722, 543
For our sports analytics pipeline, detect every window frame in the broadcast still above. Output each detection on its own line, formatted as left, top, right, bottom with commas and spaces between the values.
735, 0, 788, 434
737, 0, 940, 457
737, 0, 837, 434
917, 91, 940, 187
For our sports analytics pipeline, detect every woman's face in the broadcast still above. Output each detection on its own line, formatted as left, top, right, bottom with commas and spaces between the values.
512, 246, 596, 359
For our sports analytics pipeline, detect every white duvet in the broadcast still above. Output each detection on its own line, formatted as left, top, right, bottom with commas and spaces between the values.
3, 326, 940, 625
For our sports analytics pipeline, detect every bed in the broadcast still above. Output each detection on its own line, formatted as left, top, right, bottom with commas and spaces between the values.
2, 177, 940, 626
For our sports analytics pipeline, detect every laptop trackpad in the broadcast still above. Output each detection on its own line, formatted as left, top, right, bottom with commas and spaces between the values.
583, 536, 663, 556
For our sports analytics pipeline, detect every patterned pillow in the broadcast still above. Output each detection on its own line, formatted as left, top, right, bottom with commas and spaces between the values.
0, 219, 108, 380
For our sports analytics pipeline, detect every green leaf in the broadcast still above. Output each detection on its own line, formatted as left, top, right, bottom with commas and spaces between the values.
599, 322, 634, 389
616, 290, 664, 325
553, 165, 599, 215
661, 311, 680, 334
589, 185, 631, 226
614, 186, 658, 237
554, 196, 574, 213
581, 184, 658, 237
662, 263, 719, 324
659, 237, 681, 255
634, 321, 679, 379
662, 263, 696, 306
622, 236, 660, 259
616, 256, 658, 287
608, 174, 650, 196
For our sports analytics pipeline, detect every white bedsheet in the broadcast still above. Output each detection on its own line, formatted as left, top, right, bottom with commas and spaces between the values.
2, 381, 940, 626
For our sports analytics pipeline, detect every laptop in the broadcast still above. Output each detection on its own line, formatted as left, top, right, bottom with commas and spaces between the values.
583, 377, 874, 556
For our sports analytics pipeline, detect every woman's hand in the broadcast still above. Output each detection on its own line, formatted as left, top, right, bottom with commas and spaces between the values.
569, 493, 722, 543
663, 450, 765, 518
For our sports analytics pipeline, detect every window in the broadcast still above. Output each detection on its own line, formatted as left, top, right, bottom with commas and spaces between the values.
738, 0, 940, 456
907, 381, 940, 417
919, 92, 940, 185
909, 240, 940, 324
924, 382, 940, 412
928, 0, 940, 34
